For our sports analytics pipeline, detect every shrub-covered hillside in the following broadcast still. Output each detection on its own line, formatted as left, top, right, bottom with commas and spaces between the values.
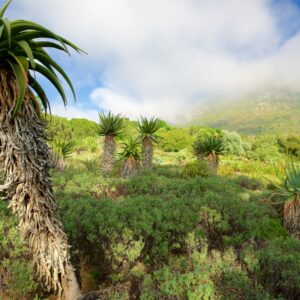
1, 115, 300, 299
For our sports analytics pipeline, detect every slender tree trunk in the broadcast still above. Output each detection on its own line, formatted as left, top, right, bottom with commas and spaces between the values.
284, 196, 300, 239
142, 137, 153, 169
121, 157, 139, 178
0, 69, 81, 299
101, 135, 116, 172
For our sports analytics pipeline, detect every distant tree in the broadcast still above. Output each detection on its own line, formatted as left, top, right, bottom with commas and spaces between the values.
0, 1, 83, 298
96, 112, 124, 172
271, 162, 300, 238
138, 117, 161, 169
119, 138, 141, 178
192, 135, 224, 174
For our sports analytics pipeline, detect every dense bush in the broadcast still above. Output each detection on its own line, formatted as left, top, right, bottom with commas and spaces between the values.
141, 247, 269, 300
157, 128, 192, 152
246, 135, 283, 162
0, 202, 38, 300
222, 130, 250, 155
181, 160, 210, 178
278, 135, 300, 157
58, 173, 291, 295
241, 237, 300, 300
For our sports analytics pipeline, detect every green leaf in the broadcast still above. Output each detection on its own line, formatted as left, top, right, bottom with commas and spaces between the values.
1, 17, 11, 47
0, 24, 4, 39
17, 40, 35, 69
7, 60, 27, 116
33, 63, 67, 106
33, 50, 76, 100
28, 73, 49, 112
0, 0, 12, 18
30, 41, 66, 52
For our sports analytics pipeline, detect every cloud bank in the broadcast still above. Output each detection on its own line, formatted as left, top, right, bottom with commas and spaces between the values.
10, 0, 300, 122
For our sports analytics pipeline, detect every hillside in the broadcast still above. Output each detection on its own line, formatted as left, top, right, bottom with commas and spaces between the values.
194, 89, 300, 135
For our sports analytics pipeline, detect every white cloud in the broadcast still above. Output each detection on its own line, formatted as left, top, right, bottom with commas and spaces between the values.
51, 102, 99, 122
9, 0, 300, 122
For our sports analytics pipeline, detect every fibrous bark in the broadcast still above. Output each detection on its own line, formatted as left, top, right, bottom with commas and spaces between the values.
0, 69, 81, 299
101, 135, 116, 172
121, 157, 139, 178
207, 153, 219, 175
142, 137, 153, 169
284, 197, 300, 239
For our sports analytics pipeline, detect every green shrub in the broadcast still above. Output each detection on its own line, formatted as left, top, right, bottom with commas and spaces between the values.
182, 160, 210, 178
234, 175, 263, 190
158, 128, 192, 152
222, 130, 250, 156
0, 202, 38, 299
140, 247, 269, 300
254, 237, 300, 299
278, 135, 300, 157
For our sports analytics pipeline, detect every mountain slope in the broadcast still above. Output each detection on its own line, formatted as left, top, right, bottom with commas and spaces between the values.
194, 90, 300, 135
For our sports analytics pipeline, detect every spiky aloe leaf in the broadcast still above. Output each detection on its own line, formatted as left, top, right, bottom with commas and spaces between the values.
96, 111, 125, 137
17, 40, 35, 68
7, 59, 27, 116
137, 116, 161, 142
0, 0, 12, 17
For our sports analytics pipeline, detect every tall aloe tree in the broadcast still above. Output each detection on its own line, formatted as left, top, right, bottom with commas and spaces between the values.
96, 111, 124, 172
0, 1, 83, 299
137, 117, 161, 169
192, 135, 224, 175
119, 138, 141, 178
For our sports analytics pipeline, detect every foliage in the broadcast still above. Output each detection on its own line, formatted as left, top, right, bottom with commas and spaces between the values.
181, 160, 210, 178
234, 175, 263, 190
254, 237, 300, 299
0, 0, 83, 115
158, 128, 192, 152
246, 135, 283, 162
221, 130, 250, 155
96, 111, 124, 137
137, 116, 161, 142
278, 135, 300, 157
141, 247, 269, 300
193, 135, 224, 158
118, 138, 141, 161
0, 202, 38, 299
271, 161, 300, 201
50, 139, 74, 159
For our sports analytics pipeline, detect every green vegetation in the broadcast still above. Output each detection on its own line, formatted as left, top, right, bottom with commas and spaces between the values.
194, 89, 300, 135
1, 113, 300, 299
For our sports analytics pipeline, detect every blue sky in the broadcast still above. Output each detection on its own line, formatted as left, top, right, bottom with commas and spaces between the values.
5, 0, 300, 123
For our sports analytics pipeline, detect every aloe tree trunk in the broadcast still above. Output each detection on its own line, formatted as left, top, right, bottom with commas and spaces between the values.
121, 157, 139, 178
101, 135, 116, 172
142, 136, 153, 169
207, 153, 219, 175
284, 196, 300, 239
0, 70, 81, 299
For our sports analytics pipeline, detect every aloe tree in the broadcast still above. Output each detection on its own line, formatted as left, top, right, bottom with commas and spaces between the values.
96, 111, 124, 172
49, 140, 75, 171
272, 162, 300, 238
137, 117, 161, 169
0, 1, 83, 298
119, 138, 140, 178
192, 135, 224, 174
